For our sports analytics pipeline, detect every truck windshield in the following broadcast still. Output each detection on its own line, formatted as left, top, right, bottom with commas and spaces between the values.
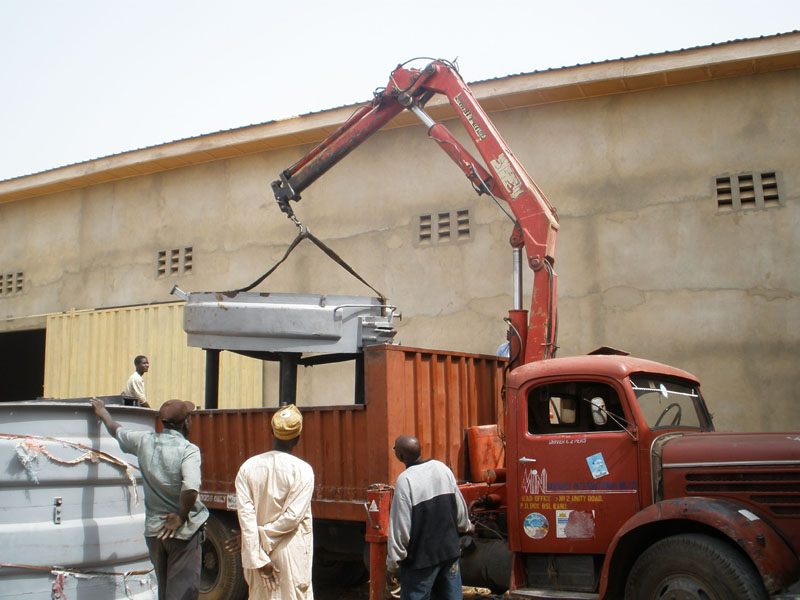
629, 377, 710, 431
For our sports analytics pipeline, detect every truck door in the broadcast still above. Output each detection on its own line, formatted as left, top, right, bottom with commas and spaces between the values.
510, 379, 639, 555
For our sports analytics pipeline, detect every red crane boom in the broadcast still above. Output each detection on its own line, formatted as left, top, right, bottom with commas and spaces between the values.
272, 60, 560, 364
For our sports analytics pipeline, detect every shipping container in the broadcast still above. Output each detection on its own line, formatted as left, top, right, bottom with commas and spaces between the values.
44, 303, 264, 409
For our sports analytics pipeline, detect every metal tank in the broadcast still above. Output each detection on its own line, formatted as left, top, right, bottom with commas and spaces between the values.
0, 397, 157, 599
176, 289, 398, 353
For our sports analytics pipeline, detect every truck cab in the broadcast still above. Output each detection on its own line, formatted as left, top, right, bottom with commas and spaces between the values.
503, 354, 800, 598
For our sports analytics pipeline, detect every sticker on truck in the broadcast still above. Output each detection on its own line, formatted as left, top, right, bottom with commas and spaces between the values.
586, 452, 609, 479
556, 509, 596, 539
523, 512, 549, 539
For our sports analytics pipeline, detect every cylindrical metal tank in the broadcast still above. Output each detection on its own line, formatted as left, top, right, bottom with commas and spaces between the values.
0, 398, 157, 599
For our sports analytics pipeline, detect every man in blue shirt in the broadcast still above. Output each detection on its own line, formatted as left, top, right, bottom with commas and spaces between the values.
91, 397, 209, 600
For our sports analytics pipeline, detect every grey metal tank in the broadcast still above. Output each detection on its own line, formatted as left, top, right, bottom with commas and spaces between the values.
0, 397, 157, 599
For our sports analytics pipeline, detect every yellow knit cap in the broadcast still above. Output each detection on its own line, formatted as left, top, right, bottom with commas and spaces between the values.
272, 404, 303, 440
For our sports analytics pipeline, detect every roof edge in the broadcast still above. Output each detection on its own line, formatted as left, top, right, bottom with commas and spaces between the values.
2, 31, 798, 204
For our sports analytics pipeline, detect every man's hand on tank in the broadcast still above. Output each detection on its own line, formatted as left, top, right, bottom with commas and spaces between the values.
90, 397, 107, 416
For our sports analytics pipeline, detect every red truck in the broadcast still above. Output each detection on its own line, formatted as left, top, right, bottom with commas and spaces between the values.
185, 60, 800, 599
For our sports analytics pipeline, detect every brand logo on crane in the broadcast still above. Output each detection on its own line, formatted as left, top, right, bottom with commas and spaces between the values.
490, 153, 524, 199
454, 93, 487, 141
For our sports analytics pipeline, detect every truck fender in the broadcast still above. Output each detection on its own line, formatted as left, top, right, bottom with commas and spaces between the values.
599, 497, 799, 597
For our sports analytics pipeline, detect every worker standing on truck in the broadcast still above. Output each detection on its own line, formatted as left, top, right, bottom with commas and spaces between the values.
387, 435, 472, 600
234, 403, 314, 599
124, 355, 151, 407
90, 397, 209, 600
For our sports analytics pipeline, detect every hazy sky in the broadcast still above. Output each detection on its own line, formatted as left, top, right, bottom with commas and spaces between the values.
1, 0, 798, 181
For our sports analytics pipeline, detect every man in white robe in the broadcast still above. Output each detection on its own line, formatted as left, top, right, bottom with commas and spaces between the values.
235, 404, 314, 600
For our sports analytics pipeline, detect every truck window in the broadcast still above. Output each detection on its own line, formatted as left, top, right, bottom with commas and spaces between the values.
527, 382, 625, 435
630, 376, 709, 430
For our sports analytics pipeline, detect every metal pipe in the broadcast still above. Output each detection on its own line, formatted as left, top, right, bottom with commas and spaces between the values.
410, 104, 436, 130
513, 248, 523, 311
278, 353, 300, 406
204, 349, 220, 409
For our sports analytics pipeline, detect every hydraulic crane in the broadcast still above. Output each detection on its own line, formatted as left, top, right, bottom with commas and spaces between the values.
271, 59, 560, 366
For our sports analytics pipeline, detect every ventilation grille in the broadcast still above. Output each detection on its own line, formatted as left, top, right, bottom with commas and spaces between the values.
418, 209, 471, 245
0, 272, 24, 296
715, 172, 781, 212
685, 470, 800, 517
157, 247, 193, 278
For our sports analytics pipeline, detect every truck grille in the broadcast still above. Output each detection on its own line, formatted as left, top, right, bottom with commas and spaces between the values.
685, 471, 800, 517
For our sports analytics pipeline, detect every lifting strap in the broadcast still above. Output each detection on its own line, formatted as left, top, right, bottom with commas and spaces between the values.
228, 229, 387, 304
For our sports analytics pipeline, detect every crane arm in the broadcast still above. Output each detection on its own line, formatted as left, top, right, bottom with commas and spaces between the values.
271, 60, 560, 364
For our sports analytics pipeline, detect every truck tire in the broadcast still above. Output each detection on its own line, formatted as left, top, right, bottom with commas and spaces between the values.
200, 513, 248, 600
624, 533, 767, 600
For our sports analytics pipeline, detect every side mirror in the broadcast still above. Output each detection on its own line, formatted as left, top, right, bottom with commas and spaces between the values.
591, 397, 607, 426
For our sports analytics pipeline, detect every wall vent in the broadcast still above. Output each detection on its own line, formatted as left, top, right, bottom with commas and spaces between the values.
715, 172, 781, 212
417, 209, 471, 245
157, 247, 193, 278
0, 271, 24, 296
418, 215, 432, 243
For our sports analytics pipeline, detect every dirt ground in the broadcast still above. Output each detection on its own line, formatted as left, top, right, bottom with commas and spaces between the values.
316, 583, 498, 600
315, 581, 370, 600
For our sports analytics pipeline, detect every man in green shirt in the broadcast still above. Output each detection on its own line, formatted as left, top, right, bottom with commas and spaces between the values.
91, 397, 209, 600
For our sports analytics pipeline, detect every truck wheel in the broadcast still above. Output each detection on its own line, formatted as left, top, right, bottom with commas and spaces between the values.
624, 533, 767, 600
200, 513, 248, 600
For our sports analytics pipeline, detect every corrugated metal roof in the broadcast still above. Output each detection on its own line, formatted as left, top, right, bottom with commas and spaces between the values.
1, 31, 798, 201
471, 30, 800, 83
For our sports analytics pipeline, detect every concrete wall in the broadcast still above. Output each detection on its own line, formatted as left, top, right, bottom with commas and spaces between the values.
1, 69, 797, 431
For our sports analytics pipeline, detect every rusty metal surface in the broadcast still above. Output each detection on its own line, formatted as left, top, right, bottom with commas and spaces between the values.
661, 431, 800, 465
190, 344, 505, 522
603, 496, 800, 596
505, 354, 699, 392
659, 431, 800, 554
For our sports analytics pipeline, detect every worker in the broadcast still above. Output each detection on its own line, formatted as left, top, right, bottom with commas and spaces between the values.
235, 403, 314, 599
90, 397, 209, 600
124, 355, 151, 407
387, 435, 472, 600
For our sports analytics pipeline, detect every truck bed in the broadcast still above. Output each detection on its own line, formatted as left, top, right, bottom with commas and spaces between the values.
189, 344, 505, 521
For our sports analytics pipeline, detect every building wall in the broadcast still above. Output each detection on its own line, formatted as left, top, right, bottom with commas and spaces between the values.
1, 68, 798, 430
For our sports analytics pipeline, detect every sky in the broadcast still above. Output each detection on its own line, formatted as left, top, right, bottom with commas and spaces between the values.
0, 0, 798, 181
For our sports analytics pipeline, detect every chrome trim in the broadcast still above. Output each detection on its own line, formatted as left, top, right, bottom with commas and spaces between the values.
513, 248, 523, 311
649, 432, 685, 503
663, 459, 800, 469
511, 589, 599, 599
631, 384, 698, 399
